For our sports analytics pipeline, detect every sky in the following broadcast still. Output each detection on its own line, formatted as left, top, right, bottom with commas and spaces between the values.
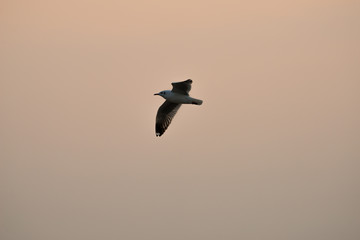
1, 0, 360, 239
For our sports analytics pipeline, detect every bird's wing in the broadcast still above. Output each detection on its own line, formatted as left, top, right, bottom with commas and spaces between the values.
171, 79, 192, 96
155, 101, 182, 136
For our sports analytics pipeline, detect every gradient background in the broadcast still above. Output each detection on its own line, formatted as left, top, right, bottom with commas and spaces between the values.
1, 0, 360, 239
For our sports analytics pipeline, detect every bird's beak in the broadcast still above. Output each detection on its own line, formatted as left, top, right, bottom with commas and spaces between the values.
154, 93, 160, 96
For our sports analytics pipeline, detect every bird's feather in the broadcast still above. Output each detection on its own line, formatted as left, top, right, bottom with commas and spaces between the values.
155, 101, 181, 136
171, 79, 192, 96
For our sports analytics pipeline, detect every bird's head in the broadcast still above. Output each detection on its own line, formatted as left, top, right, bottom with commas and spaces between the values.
154, 90, 170, 99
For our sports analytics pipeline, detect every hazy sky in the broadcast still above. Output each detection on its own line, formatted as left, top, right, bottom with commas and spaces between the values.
1, 1, 359, 239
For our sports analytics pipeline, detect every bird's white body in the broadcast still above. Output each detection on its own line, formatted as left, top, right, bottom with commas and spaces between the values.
155, 90, 203, 105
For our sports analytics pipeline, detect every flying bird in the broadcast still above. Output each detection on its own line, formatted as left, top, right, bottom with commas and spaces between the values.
154, 79, 203, 137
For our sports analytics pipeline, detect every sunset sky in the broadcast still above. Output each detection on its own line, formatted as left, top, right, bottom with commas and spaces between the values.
1, 1, 359, 239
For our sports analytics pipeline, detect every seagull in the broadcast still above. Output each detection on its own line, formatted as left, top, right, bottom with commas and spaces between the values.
154, 79, 203, 137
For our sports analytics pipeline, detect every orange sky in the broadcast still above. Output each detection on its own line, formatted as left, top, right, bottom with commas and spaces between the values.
1, 1, 360, 239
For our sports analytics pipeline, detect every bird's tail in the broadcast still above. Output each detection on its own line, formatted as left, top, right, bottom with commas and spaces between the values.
191, 98, 203, 105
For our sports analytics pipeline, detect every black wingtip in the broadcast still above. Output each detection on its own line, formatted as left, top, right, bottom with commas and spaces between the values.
156, 124, 165, 137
